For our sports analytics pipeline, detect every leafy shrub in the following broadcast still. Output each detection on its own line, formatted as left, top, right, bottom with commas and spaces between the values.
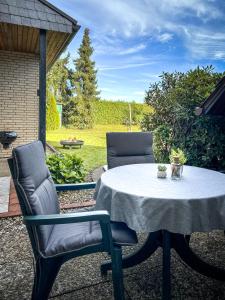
92, 100, 152, 125
142, 66, 225, 170
46, 93, 60, 130
46, 153, 86, 184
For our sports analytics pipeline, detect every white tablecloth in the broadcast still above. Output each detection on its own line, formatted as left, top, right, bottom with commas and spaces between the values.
94, 164, 225, 234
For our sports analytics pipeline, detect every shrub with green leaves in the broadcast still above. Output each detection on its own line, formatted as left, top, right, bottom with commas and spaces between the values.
46, 153, 86, 184
142, 66, 225, 170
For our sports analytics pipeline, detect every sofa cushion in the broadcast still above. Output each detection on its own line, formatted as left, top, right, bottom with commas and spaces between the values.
107, 132, 154, 169
44, 221, 138, 257
12, 141, 59, 252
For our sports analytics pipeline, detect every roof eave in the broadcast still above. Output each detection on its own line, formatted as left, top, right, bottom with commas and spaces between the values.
195, 76, 225, 116
47, 23, 81, 70
39, 0, 78, 28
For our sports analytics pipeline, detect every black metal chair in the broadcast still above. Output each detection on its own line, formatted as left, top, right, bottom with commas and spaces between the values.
8, 141, 138, 300
106, 132, 154, 169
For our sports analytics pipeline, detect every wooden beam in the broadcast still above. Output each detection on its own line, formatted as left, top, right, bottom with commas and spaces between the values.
39, 29, 47, 150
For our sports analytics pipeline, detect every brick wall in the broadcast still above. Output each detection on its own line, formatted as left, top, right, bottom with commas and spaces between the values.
0, 50, 39, 158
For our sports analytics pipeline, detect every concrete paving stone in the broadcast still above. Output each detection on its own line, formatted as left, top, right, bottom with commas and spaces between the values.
0, 203, 8, 213
0, 159, 10, 177
0, 177, 10, 213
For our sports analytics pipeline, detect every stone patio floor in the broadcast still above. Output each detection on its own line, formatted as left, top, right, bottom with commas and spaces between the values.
1, 203, 225, 299
1, 168, 225, 299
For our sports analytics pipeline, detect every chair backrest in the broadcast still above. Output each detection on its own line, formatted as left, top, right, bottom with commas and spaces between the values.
8, 141, 59, 254
106, 132, 154, 169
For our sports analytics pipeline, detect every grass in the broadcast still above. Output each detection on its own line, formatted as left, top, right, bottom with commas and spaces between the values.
47, 124, 140, 172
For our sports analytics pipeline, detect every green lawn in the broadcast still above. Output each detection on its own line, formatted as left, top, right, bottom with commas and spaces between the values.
47, 124, 140, 172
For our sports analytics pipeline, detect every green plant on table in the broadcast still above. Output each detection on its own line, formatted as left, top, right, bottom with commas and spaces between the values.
169, 148, 187, 165
158, 165, 167, 172
46, 153, 86, 184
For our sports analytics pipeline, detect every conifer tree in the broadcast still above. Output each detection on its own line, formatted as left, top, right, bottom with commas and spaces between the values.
46, 92, 60, 131
47, 53, 72, 125
71, 28, 99, 128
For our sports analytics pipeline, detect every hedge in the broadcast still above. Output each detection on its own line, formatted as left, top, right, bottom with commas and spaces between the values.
92, 100, 152, 125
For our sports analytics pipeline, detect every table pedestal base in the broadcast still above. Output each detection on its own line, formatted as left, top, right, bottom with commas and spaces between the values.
101, 230, 225, 300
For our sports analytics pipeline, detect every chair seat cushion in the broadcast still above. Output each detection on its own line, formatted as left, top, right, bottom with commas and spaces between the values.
43, 221, 138, 257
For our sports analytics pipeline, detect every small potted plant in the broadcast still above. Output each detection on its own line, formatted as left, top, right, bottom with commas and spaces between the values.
169, 148, 187, 165
157, 165, 167, 178
169, 148, 187, 179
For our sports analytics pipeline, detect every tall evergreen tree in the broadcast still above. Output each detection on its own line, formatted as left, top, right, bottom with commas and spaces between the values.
47, 53, 73, 125
71, 28, 99, 129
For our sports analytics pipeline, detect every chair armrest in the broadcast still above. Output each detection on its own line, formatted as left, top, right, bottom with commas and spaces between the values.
24, 210, 110, 225
55, 182, 96, 191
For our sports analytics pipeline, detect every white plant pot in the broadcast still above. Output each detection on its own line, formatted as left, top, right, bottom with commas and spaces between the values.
157, 171, 167, 178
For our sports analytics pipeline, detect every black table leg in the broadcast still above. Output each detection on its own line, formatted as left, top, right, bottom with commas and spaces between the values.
173, 233, 225, 281
101, 231, 161, 275
162, 230, 171, 300
102, 229, 225, 299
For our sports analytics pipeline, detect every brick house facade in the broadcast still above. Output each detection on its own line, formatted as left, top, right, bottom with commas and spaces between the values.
0, 0, 79, 160
0, 0, 79, 180
0, 51, 39, 158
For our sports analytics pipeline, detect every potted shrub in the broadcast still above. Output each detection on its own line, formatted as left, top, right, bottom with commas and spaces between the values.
169, 148, 187, 179
169, 148, 187, 165
157, 165, 167, 178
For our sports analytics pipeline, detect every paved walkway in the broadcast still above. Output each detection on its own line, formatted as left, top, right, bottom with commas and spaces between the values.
0, 177, 10, 213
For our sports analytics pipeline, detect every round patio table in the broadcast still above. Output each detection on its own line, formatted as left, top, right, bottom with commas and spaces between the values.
94, 164, 225, 300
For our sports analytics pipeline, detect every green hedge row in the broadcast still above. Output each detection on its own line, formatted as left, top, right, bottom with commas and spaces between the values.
92, 100, 152, 125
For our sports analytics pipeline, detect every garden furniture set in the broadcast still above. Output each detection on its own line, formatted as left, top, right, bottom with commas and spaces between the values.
8, 132, 225, 300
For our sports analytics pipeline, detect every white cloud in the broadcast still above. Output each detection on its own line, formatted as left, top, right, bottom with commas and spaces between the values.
98, 61, 155, 71
94, 41, 146, 56
118, 43, 146, 55
183, 28, 225, 60
214, 51, 225, 59
63, 0, 222, 38
135, 73, 160, 83
53, 0, 225, 62
157, 33, 173, 43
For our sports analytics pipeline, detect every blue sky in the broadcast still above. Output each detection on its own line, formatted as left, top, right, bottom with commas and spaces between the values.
49, 0, 225, 103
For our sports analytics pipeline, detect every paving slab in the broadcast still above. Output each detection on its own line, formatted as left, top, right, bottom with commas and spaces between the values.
0, 177, 10, 213
0, 159, 10, 177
